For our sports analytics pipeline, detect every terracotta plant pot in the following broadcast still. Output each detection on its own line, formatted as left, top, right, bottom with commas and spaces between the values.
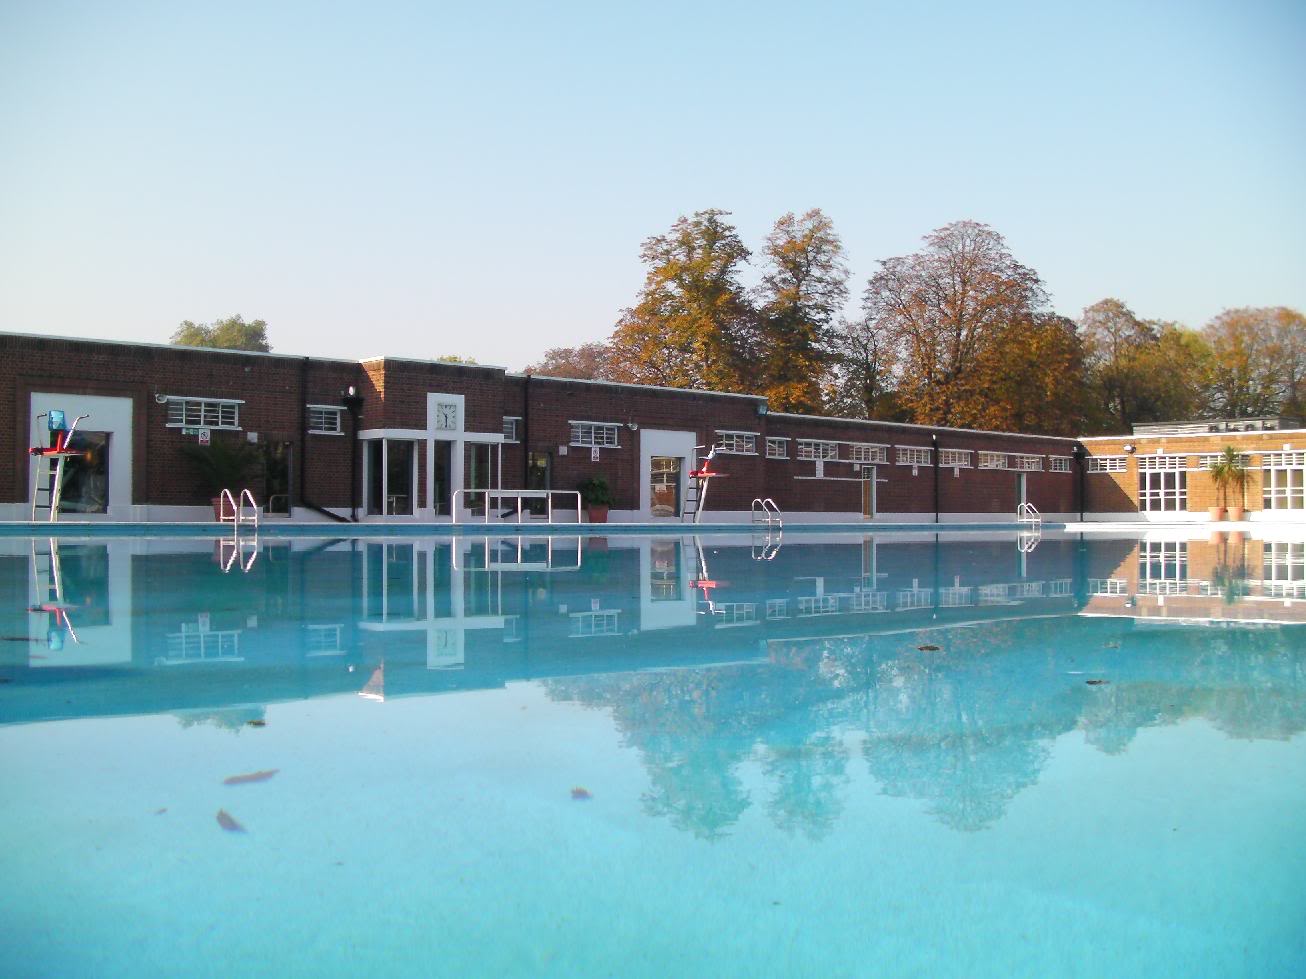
586, 504, 609, 524
1227, 505, 1245, 522
1208, 505, 1226, 522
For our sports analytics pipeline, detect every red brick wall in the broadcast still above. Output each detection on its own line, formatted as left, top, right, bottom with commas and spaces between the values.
0, 333, 1084, 517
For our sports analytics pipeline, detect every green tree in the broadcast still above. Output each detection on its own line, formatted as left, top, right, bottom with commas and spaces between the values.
754, 209, 848, 413
171, 315, 271, 352
862, 220, 1050, 428
1079, 300, 1207, 432
608, 209, 754, 391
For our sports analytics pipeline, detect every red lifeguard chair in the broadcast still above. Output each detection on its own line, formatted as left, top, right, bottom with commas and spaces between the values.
684, 446, 724, 523
29, 410, 90, 522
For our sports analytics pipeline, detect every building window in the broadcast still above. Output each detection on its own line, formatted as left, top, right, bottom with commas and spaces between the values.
978, 451, 1008, 469
1261, 452, 1304, 510
765, 438, 789, 459
939, 449, 972, 468
165, 397, 241, 430
797, 440, 838, 461
1199, 452, 1251, 469
1012, 454, 1043, 472
896, 446, 932, 467
1050, 456, 1072, 472
1087, 456, 1127, 473
569, 421, 620, 448
1139, 464, 1187, 511
307, 405, 344, 435
849, 443, 889, 464
714, 431, 757, 454
503, 417, 520, 443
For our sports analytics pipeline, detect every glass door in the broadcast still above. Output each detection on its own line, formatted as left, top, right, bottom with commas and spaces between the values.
650, 457, 681, 517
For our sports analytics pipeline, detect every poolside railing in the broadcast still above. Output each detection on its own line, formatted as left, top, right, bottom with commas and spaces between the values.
451, 489, 583, 524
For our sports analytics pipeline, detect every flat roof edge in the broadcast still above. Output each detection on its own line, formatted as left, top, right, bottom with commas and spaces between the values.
507, 372, 767, 401
766, 411, 1079, 441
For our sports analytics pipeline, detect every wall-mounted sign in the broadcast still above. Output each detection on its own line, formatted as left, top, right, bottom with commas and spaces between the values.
198, 428, 211, 445
591, 446, 600, 462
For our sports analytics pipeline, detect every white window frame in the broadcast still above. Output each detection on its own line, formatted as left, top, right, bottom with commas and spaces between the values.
848, 443, 889, 464
1198, 452, 1251, 469
896, 446, 932, 467
1012, 454, 1043, 472
307, 404, 344, 436
1139, 465, 1188, 512
797, 440, 838, 461
1087, 456, 1127, 473
765, 437, 789, 459
1263, 453, 1305, 510
1050, 456, 1072, 472
714, 431, 758, 455
503, 417, 521, 443
1137, 454, 1187, 471
939, 448, 972, 468
978, 451, 1008, 470
164, 396, 243, 430
569, 421, 621, 449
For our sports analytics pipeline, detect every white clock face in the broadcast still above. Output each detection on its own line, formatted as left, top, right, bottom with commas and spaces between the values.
436, 403, 457, 430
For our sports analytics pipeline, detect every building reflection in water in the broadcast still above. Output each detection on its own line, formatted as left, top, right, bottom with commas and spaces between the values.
1, 530, 1304, 837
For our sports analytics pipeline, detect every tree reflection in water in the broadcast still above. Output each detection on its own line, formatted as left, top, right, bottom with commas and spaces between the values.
547, 616, 1306, 839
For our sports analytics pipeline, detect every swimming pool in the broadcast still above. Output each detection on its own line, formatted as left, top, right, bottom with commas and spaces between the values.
1, 530, 1304, 977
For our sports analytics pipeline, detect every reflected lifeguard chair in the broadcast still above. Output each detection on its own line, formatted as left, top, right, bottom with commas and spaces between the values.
30, 410, 90, 522
29, 538, 81, 649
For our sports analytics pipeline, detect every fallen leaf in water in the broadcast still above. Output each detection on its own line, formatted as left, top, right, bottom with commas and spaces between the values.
1086, 679, 1110, 686
155, 808, 167, 815
570, 787, 592, 801
246, 719, 266, 728
223, 769, 279, 785
917, 644, 941, 652
216, 809, 245, 833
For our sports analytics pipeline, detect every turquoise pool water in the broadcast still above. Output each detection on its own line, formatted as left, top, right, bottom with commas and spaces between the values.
1, 532, 1304, 977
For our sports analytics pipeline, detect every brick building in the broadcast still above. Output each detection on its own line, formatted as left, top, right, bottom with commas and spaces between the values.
2, 331, 1304, 523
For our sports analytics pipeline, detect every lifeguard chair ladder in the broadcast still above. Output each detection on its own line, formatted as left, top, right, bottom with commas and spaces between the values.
30, 411, 90, 522
683, 446, 722, 524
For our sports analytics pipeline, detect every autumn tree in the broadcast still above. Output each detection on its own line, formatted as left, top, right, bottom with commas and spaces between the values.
527, 342, 619, 380
967, 314, 1089, 436
608, 209, 754, 391
861, 221, 1049, 428
171, 315, 271, 352
1201, 307, 1306, 418
753, 209, 848, 413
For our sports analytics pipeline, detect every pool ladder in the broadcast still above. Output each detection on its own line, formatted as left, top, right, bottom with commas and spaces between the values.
217, 488, 260, 572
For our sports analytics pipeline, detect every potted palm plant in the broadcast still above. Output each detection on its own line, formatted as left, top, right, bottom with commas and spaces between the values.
577, 475, 615, 523
181, 439, 261, 517
1209, 446, 1249, 522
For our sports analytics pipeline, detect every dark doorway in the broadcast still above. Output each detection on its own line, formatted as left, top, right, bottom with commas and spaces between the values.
263, 441, 291, 515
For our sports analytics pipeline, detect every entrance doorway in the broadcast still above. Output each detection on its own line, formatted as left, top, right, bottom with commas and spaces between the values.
365, 439, 417, 516
651, 457, 682, 517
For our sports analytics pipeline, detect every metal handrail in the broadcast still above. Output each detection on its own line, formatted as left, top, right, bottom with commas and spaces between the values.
238, 488, 260, 529
218, 488, 238, 522
451, 488, 583, 524
1017, 502, 1041, 525
751, 497, 783, 528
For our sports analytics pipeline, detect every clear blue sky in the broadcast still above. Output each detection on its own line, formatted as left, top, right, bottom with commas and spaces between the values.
2, 0, 1303, 370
